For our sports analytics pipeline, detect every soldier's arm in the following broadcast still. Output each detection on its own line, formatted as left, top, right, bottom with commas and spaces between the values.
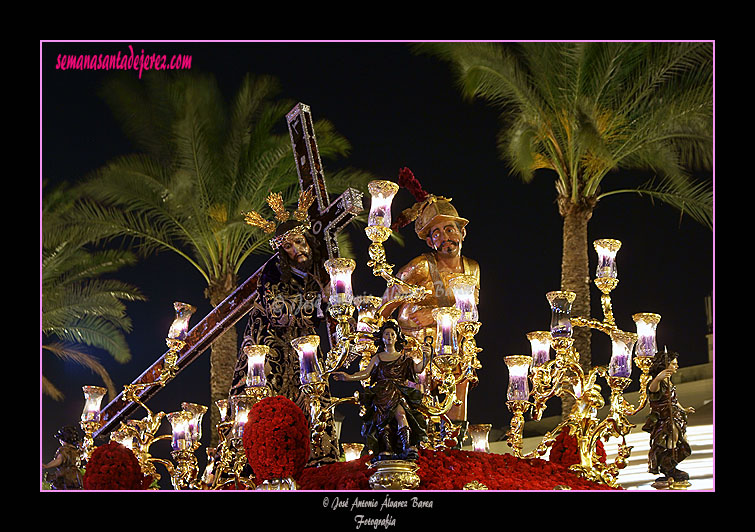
380, 256, 432, 318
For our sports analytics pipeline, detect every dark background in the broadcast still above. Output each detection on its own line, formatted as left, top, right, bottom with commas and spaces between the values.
40, 41, 714, 487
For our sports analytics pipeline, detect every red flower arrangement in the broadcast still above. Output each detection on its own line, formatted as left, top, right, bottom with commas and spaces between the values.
82, 441, 150, 490
298, 448, 619, 491
242, 395, 310, 482
548, 427, 607, 468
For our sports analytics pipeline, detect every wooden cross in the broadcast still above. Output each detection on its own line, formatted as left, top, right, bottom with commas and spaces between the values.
286, 103, 364, 261
93, 103, 363, 439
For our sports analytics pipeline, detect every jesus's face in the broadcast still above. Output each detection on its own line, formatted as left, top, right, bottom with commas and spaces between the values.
281, 234, 312, 268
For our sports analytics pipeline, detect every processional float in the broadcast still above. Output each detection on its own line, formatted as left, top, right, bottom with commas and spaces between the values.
71, 103, 663, 491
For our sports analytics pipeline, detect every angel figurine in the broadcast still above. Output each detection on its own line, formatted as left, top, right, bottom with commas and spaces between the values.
642, 350, 695, 488
332, 320, 430, 461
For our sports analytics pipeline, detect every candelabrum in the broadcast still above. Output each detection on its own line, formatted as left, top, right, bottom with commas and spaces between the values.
505, 239, 661, 487
207, 345, 276, 490
101, 302, 207, 489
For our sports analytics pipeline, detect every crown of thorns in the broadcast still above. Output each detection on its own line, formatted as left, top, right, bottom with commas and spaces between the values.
243, 189, 315, 249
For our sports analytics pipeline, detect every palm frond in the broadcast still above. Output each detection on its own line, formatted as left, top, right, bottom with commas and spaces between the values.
599, 174, 712, 229
43, 342, 118, 400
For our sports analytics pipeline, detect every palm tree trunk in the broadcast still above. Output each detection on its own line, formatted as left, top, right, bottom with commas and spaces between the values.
206, 272, 238, 447
557, 195, 596, 419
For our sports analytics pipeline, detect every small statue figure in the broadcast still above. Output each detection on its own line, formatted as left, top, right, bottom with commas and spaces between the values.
642, 350, 695, 488
42, 426, 83, 490
332, 320, 430, 461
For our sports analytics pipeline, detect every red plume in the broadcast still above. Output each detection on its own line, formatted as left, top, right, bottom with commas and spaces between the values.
392, 167, 430, 231
398, 167, 428, 202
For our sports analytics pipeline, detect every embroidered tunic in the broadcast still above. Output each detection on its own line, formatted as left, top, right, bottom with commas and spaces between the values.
229, 256, 340, 466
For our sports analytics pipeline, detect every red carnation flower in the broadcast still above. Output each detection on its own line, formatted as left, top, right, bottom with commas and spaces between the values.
82, 441, 149, 490
242, 395, 310, 482
297, 448, 619, 491
549, 427, 607, 468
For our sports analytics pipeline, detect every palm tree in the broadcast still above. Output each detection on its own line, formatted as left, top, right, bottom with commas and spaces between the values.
42, 181, 146, 401
415, 42, 713, 416
68, 71, 374, 440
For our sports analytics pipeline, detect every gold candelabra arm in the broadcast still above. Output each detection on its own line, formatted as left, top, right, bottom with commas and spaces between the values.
122, 383, 156, 419
628, 356, 655, 416
420, 370, 460, 417
570, 315, 615, 335
530, 357, 587, 419
326, 390, 360, 412
147, 456, 175, 482
323, 338, 353, 376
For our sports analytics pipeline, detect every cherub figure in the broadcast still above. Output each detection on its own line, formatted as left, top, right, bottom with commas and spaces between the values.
332, 320, 429, 461
42, 426, 83, 489
642, 350, 695, 487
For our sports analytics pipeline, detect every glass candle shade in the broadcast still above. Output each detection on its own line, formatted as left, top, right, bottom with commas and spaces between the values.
594, 239, 622, 280
367, 180, 399, 228
215, 399, 229, 423
449, 274, 478, 323
609, 331, 638, 378
342, 443, 365, 462
526, 331, 552, 368
504, 355, 532, 401
291, 334, 323, 384
354, 295, 382, 333
546, 291, 576, 339
325, 258, 356, 306
167, 410, 194, 451
468, 424, 492, 453
110, 429, 135, 450
81, 385, 107, 424
244, 344, 270, 388
229, 395, 254, 440
433, 306, 461, 355
168, 301, 197, 340
181, 402, 207, 445
633, 313, 661, 358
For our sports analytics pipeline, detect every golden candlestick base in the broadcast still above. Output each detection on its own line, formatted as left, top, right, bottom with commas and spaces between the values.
505, 399, 530, 457
79, 419, 102, 463
368, 460, 420, 490
594, 276, 619, 294
170, 448, 199, 490
244, 385, 271, 404
365, 224, 392, 244
456, 320, 482, 383
463, 480, 489, 490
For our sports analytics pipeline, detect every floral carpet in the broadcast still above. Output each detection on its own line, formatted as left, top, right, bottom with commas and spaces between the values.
298, 448, 619, 491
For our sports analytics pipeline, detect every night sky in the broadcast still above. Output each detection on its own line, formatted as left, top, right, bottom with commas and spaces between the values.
40, 41, 714, 486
